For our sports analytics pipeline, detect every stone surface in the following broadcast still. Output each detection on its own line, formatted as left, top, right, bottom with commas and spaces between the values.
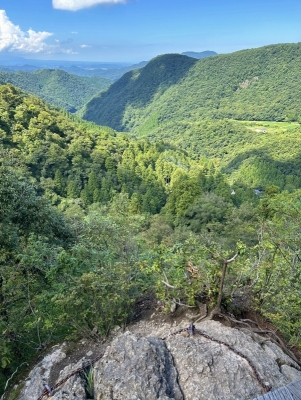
164, 320, 299, 400
280, 364, 301, 382
51, 360, 87, 400
94, 332, 183, 400
15, 319, 301, 400
18, 344, 67, 400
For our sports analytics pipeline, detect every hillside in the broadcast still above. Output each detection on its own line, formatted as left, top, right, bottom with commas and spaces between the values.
80, 53, 198, 130
81, 43, 301, 131
0, 69, 111, 112
1, 83, 301, 396
144, 118, 301, 191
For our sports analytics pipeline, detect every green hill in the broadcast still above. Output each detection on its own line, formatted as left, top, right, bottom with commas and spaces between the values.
0, 69, 111, 112
81, 43, 301, 132
2, 82, 301, 395
80, 53, 198, 130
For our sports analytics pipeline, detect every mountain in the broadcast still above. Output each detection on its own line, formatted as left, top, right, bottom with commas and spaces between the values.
0, 69, 111, 112
1, 81, 301, 397
181, 50, 217, 58
80, 53, 198, 129
81, 43, 301, 130
0, 59, 147, 81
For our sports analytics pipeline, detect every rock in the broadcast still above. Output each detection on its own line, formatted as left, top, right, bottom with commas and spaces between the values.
51, 360, 87, 400
280, 364, 301, 382
18, 344, 67, 400
164, 320, 299, 400
15, 319, 301, 400
93, 332, 183, 400
262, 341, 299, 369
170, 300, 177, 313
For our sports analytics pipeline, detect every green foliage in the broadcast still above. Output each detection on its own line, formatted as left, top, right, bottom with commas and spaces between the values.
81, 54, 197, 131
2, 71, 301, 397
0, 69, 111, 113
184, 193, 232, 234
82, 43, 301, 130
83, 367, 94, 399
251, 191, 301, 345
83, 47, 301, 192
145, 232, 246, 310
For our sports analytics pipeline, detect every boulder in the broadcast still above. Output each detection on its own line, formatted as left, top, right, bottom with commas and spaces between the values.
15, 320, 301, 400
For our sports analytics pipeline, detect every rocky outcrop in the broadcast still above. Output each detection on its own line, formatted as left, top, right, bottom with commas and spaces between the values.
15, 319, 301, 400
94, 333, 183, 400
17, 344, 67, 400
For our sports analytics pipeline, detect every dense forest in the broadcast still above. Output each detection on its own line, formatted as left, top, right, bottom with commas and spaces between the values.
0, 69, 111, 113
81, 43, 301, 131
1, 44, 301, 397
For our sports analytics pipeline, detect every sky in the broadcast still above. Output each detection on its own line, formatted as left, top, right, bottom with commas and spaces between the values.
0, 0, 301, 63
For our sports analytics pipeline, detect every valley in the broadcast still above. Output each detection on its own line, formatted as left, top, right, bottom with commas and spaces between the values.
1, 42, 301, 398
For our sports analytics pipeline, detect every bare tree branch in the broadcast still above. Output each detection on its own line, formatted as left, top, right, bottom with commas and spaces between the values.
0, 362, 28, 400
162, 270, 178, 290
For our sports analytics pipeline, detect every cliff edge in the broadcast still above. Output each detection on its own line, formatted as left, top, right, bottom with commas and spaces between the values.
14, 318, 301, 400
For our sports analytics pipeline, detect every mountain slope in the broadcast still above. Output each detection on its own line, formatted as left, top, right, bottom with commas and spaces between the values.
0, 69, 111, 112
81, 43, 301, 132
80, 53, 197, 130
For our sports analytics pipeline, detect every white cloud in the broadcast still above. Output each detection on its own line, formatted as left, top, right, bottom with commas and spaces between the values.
0, 10, 53, 53
65, 49, 79, 54
52, 0, 128, 11
80, 44, 92, 48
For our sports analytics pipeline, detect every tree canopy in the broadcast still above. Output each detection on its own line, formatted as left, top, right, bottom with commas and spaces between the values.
1, 44, 301, 397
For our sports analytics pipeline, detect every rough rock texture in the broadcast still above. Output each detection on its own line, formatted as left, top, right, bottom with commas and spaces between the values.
164, 321, 297, 400
50, 360, 87, 400
94, 332, 183, 400
18, 344, 67, 400
15, 319, 301, 400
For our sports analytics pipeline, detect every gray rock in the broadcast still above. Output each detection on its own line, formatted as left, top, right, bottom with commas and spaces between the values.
280, 364, 301, 382
18, 344, 67, 400
262, 341, 300, 369
15, 319, 301, 400
93, 331, 183, 400
164, 320, 291, 400
51, 360, 86, 400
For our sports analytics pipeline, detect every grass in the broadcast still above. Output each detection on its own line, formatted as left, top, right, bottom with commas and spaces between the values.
83, 367, 94, 399
233, 119, 300, 133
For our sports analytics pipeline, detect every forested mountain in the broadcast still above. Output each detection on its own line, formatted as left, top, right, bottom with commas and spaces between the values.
0, 84, 237, 217
80, 53, 198, 129
2, 42, 301, 396
145, 118, 301, 191
0, 69, 111, 112
81, 43, 301, 131
80, 45, 301, 191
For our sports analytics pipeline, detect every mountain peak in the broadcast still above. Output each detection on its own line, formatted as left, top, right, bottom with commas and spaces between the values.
181, 50, 218, 59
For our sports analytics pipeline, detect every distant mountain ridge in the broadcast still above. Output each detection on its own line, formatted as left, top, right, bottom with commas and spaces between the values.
0, 68, 111, 112
0, 52, 216, 80
181, 50, 217, 58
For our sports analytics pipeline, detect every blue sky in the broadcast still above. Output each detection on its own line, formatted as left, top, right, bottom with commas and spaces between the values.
1, 0, 301, 62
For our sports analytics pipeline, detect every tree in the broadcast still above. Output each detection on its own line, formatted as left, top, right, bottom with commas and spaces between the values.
252, 190, 301, 346
184, 193, 231, 234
